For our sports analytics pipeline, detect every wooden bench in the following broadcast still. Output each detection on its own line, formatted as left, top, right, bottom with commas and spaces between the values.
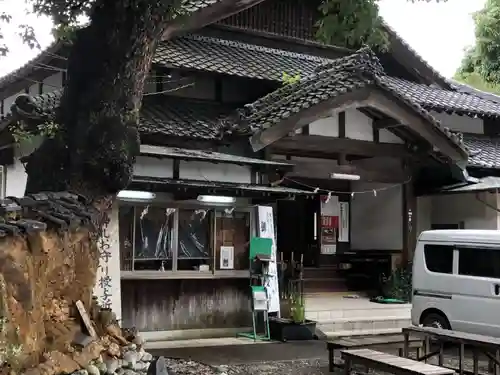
327, 334, 424, 372
341, 348, 455, 375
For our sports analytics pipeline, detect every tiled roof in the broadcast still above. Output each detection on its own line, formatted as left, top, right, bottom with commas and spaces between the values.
0, 0, 220, 91
235, 47, 465, 151
154, 34, 328, 81
8, 90, 236, 140
154, 35, 500, 120
181, 0, 220, 12
384, 77, 500, 119
450, 80, 500, 105
0, 41, 66, 91
464, 133, 500, 169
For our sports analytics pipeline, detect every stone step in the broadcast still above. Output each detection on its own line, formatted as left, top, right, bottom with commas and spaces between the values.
316, 316, 411, 337
302, 266, 342, 279
305, 304, 411, 319
302, 278, 349, 293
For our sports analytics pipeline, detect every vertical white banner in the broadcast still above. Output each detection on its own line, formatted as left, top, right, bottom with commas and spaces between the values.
94, 204, 122, 322
338, 202, 349, 243
256, 206, 280, 314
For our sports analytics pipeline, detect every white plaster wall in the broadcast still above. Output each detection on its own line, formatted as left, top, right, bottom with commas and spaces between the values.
345, 109, 373, 141
179, 160, 252, 184
134, 156, 174, 178
416, 196, 432, 238
431, 112, 484, 134
309, 113, 339, 137
94, 204, 122, 322
379, 129, 405, 144
5, 159, 27, 197
6, 154, 253, 197
307, 109, 375, 141
5, 139, 44, 197
430, 192, 498, 229
350, 181, 403, 250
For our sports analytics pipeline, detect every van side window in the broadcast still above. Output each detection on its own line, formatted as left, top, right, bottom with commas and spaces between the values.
458, 247, 500, 278
424, 244, 453, 274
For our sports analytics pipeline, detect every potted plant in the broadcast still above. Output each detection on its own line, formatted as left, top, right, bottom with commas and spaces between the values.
373, 262, 412, 304
269, 253, 317, 341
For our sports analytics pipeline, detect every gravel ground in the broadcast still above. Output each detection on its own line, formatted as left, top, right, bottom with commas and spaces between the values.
214, 350, 494, 375
157, 342, 497, 375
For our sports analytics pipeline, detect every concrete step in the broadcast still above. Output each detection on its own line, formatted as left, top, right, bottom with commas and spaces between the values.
302, 278, 349, 293
304, 296, 411, 317
317, 315, 411, 337
305, 304, 411, 319
303, 266, 342, 279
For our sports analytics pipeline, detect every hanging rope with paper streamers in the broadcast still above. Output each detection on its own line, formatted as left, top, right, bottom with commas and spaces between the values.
283, 176, 412, 198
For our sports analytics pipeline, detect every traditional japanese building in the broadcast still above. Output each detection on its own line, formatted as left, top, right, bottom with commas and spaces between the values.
2, 0, 500, 338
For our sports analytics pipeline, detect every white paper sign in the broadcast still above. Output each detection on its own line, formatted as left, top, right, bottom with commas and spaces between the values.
220, 246, 234, 269
256, 206, 280, 315
339, 202, 349, 243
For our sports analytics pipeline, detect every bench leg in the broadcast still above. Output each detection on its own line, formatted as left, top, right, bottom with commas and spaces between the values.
438, 342, 444, 366
459, 343, 464, 375
473, 349, 479, 375
344, 358, 351, 375
403, 332, 409, 357
329, 349, 334, 373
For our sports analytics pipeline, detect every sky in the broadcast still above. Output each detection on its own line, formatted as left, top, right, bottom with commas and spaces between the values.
0, 0, 487, 78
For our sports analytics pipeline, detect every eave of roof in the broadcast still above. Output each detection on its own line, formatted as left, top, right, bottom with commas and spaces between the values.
132, 176, 315, 196
4, 89, 238, 140
140, 144, 293, 169
235, 47, 467, 159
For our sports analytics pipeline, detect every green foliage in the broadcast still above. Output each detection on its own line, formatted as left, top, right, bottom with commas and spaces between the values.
9, 120, 61, 144
282, 72, 301, 85
454, 70, 500, 95
457, 0, 500, 85
316, 0, 389, 50
289, 285, 305, 323
381, 262, 412, 302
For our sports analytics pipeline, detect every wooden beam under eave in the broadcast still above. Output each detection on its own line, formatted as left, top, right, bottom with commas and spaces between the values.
283, 158, 410, 184
163, 0, 268, 40
249, 89, 371, 152
272, 135, 410, 158
366, 91, 468, 165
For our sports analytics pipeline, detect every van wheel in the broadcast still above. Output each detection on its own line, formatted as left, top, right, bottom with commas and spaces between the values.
421, 312, 450, 330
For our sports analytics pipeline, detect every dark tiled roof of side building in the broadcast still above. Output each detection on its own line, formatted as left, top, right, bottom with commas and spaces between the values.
154, 34, 329, 81
384, 77, 500, 118
236, 47, 465, 151
464, 133, 500, 169
153, 35, 500, 120
8, 90, 237, 140
4, 32, 500, 121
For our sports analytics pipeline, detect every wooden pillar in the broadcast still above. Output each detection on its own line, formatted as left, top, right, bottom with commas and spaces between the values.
402, 180, 417, 265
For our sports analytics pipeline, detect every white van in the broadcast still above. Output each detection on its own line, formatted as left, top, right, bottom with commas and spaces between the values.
412, 230, 500, 337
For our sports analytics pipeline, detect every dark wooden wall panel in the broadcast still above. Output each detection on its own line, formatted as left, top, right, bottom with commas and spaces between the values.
121, 279, 251, 331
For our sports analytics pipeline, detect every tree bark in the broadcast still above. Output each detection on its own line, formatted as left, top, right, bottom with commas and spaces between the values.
24, 0, 175, 203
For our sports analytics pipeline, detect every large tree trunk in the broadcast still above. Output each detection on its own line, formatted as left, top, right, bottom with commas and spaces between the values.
24, 0, 173, 203
4, 1, 173, 369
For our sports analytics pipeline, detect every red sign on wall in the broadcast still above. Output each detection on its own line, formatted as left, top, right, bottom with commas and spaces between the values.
321, 215, 339, 228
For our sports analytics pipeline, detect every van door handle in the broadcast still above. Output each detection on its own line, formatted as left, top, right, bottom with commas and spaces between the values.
495, 284, 500, 296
